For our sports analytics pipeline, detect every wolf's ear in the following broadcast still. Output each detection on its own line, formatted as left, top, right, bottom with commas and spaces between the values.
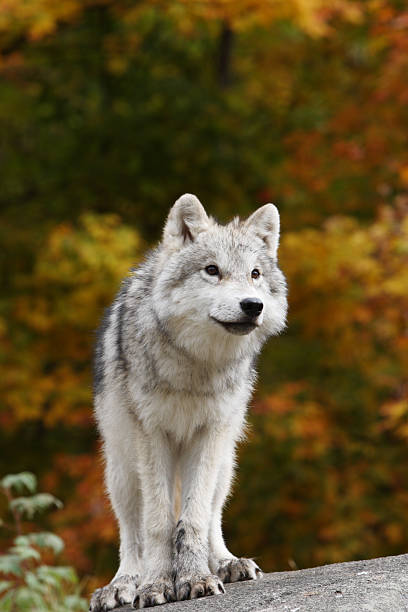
163, 193, 209, 247
245, 204, 280, 259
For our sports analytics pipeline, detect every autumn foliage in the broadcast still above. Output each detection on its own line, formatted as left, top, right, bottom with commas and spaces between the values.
0, 0, 407, 596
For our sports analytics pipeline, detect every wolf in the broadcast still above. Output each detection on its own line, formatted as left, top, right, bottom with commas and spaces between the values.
90, 194, 287, 610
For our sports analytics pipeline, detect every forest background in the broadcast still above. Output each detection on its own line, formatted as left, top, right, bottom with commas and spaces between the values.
0, 0, 408, 599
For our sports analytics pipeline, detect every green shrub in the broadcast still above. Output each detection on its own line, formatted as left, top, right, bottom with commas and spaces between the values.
0, 472, 88, 611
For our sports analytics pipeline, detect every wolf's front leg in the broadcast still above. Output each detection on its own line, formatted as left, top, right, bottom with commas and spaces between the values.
173, 427, 226, 601
209, 449, 262, 584
133, 427, 177, 609
90, 404, 143, 611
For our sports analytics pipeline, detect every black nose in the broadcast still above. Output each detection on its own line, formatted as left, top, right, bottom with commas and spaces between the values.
240, 298, 263, 318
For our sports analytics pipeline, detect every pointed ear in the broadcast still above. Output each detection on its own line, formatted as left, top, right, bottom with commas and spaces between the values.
163, 194, 209, 247
245, 203, 280, 259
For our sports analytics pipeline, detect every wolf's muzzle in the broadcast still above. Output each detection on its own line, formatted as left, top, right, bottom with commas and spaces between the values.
212, 319, 258, 335
240, 298, 263, 318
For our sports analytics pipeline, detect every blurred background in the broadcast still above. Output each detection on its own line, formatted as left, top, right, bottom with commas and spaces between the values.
1, 0, 408, 600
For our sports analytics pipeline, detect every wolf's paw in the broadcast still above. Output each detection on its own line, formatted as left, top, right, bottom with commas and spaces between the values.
216, 558, 262, 583
133, 580, 176, 609
175, 574, 225, 601
89, 574, 139, 611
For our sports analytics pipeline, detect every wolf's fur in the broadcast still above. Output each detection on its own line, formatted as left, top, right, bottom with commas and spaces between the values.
90, 195, 287, 610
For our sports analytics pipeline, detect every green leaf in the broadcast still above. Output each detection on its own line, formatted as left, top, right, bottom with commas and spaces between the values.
12, 535, 30, 547
0, 588, 16, 612
0, 581, 12, 595
25, 571, 46, 594
10, 494, 63, 519
16, 532, 64, 555
37, 565, 78, 586
64, 594, 89, 610
0, 555, 22, 577
34, 565, 60, 589
10, 543, 41, 562
15, 586, 45, 609
1, 472, 37, 494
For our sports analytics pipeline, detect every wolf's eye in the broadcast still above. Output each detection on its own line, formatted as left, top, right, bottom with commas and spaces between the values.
251, 269, 260, 279
205, 265, 219, 276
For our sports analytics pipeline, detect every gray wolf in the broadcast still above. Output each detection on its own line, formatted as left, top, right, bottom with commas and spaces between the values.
90, 194, 287, 609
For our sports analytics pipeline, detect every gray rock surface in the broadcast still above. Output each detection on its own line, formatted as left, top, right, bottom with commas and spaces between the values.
117, 554, 408, 611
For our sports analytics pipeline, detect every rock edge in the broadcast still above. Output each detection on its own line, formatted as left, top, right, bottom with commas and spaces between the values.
115, 554, 408, 611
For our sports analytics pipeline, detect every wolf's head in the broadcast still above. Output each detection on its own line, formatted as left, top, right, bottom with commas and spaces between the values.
152, 194, 287, 363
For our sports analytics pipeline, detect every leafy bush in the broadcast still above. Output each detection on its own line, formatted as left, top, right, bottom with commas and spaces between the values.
0, 472, 88, 611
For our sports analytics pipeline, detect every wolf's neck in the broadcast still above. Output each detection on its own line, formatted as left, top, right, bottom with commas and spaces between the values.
141, 320, 256, 398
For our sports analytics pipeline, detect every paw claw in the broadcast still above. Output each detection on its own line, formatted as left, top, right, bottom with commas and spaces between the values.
178, 582, 191, 600
192, 584, 205, 598
90, 575, 139, 612
176, 574, 225, 601
217, 558, 263, 584
134, 580, 175, 608
164, 587, 176, 603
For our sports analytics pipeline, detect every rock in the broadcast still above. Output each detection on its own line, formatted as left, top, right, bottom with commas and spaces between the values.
117, 554, 408, 611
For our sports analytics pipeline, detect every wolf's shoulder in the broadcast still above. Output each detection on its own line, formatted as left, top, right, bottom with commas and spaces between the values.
92, 246, 161, 395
